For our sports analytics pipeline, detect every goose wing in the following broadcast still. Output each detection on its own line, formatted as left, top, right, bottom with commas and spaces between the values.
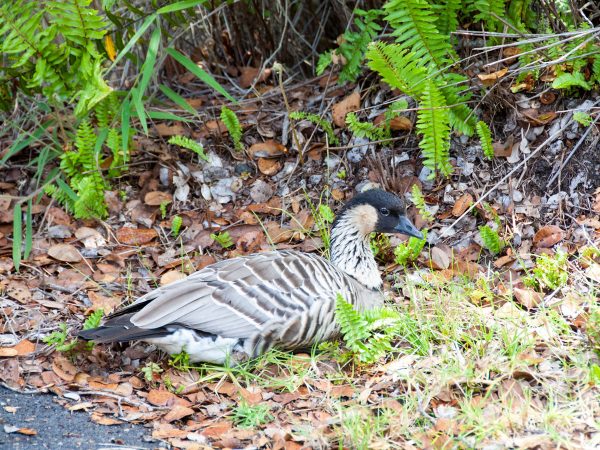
122, 250, 350, 338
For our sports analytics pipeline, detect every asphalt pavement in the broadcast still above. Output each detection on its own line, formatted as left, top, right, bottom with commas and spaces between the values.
0, 387, 160, 450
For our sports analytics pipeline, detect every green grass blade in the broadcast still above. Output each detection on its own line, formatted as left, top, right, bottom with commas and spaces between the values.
1, 120, 54, 165
108, 14, 157, 72
23, 200, 32, 260
121, 98, 131, 163
12, 204, 22, 272
146, 111, 193, 122
157, 0, 207, 14
159, 85, 197, 115
166, 48, 237, 104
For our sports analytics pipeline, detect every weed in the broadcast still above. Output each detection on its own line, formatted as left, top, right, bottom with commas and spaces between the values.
232, 401, 273, 428
211, 231, 234, 249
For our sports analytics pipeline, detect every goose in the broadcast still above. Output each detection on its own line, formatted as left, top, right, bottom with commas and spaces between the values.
79, 189, 423, 365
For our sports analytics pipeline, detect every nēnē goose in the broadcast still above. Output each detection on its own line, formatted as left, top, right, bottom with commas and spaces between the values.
79, 189, 423, 364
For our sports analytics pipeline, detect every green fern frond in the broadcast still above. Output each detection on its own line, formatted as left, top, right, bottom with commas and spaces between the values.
384, 0, 455, 69
47, 0, 108, 50
168, 135, 208, 161
433, 0, 462, 35
335, 294, 370, 352
394, 230, 427, 266
316, 51, 333, 75
476, 120, 494, 159
410, 184, 434, 222
171, 215, 183, 237
220, 106, 243, 151
468, 0, 507, 31
345, 112, 390, 141
366, 42, 428, 98
552, 72, 591, 90
479, 225, 504, 255
289, 111, 338, 144
416, 80, 452, 177
337, 9, 383, 82
73, 175, 107, 219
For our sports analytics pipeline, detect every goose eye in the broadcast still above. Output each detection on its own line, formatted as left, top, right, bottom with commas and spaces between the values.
380, 207, 390, 216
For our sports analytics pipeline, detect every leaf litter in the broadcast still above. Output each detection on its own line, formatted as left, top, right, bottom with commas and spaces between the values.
0, 59, 599, 450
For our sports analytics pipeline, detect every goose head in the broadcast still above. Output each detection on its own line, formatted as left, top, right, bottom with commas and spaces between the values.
330, 189, 423, 290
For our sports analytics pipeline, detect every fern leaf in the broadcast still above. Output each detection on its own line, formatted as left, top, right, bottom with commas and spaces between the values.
552, 72, 591, 90
335, 294, 370, 352
383, 0, 455, 69
345, 112, 389, 141
468, 0, 507, 32
416, 80, 452, 177
433, 0, 462, 36
168, 135, 208, 161
289, 111, 338, 144
220, 106, 243, 151
476, 120, 494, 159
479, 225, 504, 255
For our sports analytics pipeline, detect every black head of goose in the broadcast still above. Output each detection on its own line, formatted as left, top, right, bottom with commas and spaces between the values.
79, 189, 423, 365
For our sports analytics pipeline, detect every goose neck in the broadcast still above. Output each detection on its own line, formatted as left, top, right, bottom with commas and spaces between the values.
329, 215, 382, 290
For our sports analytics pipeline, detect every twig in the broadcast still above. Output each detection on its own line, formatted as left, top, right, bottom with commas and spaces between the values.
439, 124, 569, 239
546, 117, 600, 188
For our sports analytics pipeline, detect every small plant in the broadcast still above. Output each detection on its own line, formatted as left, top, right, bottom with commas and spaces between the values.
168, 135, 208, 161
346, 112, 390, 141
171, 215, 183, 237
141, 362, 163, 382
573, 111, 593, 127
335, 294, 402, 364
476, 120, 494, 159
83, 309, 104, 330
336, 169, 347, 179
43, 324, 77, 353
394, 230, 428, 266
211, 231, 234, 248
370, 233, 391, 259
220, 106, 243, 151
289, 111, 338, 145
232, 401, 273, 428
524, 251, 569, 291
479, 225, 505, 255
168, 349, 190, 370
410, 184, 433, 222
160, 201, 168, 219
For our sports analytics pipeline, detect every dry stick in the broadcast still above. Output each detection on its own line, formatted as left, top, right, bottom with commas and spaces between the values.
439, 124, 569, 239
546, 119, 600, 188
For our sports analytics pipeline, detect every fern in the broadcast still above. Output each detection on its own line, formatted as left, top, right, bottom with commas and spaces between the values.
417, 80, 452, 177
345, 112, 390, 141
552, 72, 591, 90
479, 225, 504, 255
476, 120, 494, 159
394, 230, 428, 266
573, 111, 593, 126
467, 0, 507, 32
171, 215, 183, 237
211, 231, 234, 248
524, 251, 569, 291
410, 184, 433, 222
316, 51, 333, 76
289, 111, 338, 144
384, 0, 455, 70
220, 106, 243, 151
433, 0, 462, 36
337, 9, 383, 82
168, 135, 208, 161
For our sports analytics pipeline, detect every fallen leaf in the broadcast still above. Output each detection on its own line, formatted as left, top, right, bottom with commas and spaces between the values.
477, 67, 508, 86
69, 402, 94, 411
540, 92, 556, 105
12, 339, 35, 356
429, 246, 451, 270
88, 290, 121, 314
75, 227, 106, 248
48, 243, 82, 263
90, 412, 122, 426
452, 193, 473, 217
116, 227, 158, 245
533, 225, 564, 248
332, 91, 360, 127
155, 123, 186, 137
144, 191, 173, 206
5, 281, 31, 303
160, 270, 187, 286
257, 158, 282, 176
247, 140, 287, 159
163, 404, 195, 422
147, 389, 176, 406
3, 426, 37, 435
513, 285, 543, 309
239, 66, 271, 88
52, 356, 78, 382
0, 348, 18, 357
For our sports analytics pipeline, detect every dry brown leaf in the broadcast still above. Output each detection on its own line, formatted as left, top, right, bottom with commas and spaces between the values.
265, 222, 294, 244
247, 140, 287, 159
332, 91, 360, 127
52, 355, 78, 382
388, 116, 413, 131
160, 270, 187, 286
48, 243, 82, 263
163, 404, 195, 423
0, 348, 18, 357
202, 420, 233, 437
87, 290, 121, 314
452, 193, 473, 217
90, 412, 122, 426
239, 66, 271, 88
12, 339, 35, 356
144, 191, 173, 206
152, 422, 190, 439
429, 246, 451, 270
257, 158, 282, 176
155, 123, 186, 137
513, 285, 543, 309
477, 67, 508, 86
116, 227, 158, 245
75, 227, 105, 249
533, 225, 564, 248
540, 92, 556, 105
147, 389, 176, 406
5, 281, 31, 303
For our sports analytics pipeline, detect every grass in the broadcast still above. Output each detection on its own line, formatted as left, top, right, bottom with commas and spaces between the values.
148, 255, 598, 448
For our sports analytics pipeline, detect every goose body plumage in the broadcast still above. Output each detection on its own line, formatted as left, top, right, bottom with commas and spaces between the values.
79, 189, 423, 364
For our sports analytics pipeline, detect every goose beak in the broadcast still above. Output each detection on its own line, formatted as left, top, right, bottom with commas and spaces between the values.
394, 216, 424, 239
